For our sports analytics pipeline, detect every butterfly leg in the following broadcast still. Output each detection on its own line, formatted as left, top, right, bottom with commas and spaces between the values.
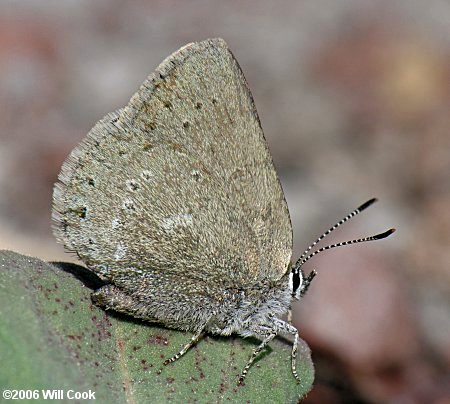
163, 327, 205, 366
238, 333, 277, 384
273, 318, 301, 383
291, 332, 300, 382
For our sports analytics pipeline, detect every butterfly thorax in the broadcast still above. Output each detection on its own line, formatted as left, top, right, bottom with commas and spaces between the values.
206, 276, 292, 339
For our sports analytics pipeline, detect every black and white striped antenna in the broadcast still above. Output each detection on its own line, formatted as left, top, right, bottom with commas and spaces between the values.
292, 198, 395, 271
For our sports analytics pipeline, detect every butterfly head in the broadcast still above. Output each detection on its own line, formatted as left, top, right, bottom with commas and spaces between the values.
289, 265, 316, 300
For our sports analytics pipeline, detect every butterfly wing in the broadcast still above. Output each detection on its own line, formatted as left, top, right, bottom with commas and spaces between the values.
53, 38, 292, 289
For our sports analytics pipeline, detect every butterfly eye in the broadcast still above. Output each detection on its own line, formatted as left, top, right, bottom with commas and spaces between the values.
289, 269, 303, 299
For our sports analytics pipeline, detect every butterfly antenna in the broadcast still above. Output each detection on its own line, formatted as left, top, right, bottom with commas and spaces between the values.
296, 228, 395, 268
294, 198, 378, 268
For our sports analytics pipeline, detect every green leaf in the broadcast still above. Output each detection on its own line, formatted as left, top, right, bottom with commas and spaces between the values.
0, 250, 314, 403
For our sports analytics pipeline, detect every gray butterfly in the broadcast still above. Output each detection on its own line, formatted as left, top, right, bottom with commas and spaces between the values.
53, 38, 394, 383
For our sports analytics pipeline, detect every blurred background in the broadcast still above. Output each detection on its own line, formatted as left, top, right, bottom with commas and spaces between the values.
1, 1, 449, 402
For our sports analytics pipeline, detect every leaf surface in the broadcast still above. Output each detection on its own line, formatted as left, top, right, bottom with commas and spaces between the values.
0, 250, 314, 403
